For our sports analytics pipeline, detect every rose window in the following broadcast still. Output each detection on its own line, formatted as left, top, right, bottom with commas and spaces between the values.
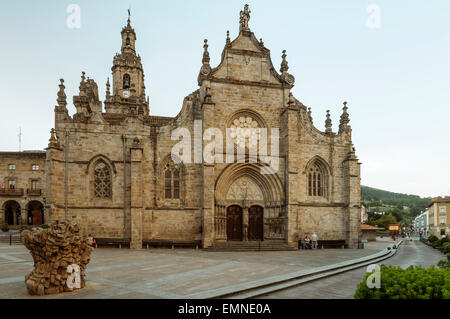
229, 116, 260, 149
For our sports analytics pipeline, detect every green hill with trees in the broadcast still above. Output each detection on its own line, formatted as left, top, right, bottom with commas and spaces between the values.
361, 185, 432, 228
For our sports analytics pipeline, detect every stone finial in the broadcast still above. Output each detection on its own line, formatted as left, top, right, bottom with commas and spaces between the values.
339, 101, 350, 133
280, 50, 295, 85
226, 30, 231, 47
325, 110, 332, 133
308, 107, 312, 121
78, 71, 86, 93
202, 39, 210, 64
239, 4, 251, 31
280, 50, 289, 73
48, 128, 58, 147
259, 38, 264, 46
198, 39, 212, 85
347, 144, 358, 160
106, 77, 111, 98
57, 79, 67, 108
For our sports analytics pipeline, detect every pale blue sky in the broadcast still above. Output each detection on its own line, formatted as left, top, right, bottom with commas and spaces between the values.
0, 0, 449, 197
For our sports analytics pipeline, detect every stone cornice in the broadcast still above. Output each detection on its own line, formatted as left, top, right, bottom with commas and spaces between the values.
210, 76, 290, 89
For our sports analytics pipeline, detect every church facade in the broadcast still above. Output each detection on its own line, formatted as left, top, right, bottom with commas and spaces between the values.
3, 5, 362, 249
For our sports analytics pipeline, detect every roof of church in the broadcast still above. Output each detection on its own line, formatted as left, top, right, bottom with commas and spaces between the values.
0, 151, 45, 156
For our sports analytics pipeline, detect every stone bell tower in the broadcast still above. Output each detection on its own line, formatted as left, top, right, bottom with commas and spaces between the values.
105, 10, 149, 115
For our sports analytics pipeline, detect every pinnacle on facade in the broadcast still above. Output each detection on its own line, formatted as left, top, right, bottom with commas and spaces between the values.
280, 50, 289, 73
339, 101, 350, 133
325, 110, 332, 133
202, 39, 210, 65
239, 4, 251, 32
79, 71, 86, 92
48, 128, 59, 148
57, 79, 67, 108
308, 107, 312, 121
106, 78, 111, 98
347, 143, 358, 160
198, 39, 212, 85
226, 30, 231, 47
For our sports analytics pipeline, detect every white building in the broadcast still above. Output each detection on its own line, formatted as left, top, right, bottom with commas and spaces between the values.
361, 205, 368, 223
413, 210, 429, 237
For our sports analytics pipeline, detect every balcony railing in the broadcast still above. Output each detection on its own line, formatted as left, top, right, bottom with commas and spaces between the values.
27, 189, 42, 196
0, 188, 24, 196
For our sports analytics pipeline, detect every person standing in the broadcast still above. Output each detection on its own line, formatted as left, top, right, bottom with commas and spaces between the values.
311, 232, 318, 249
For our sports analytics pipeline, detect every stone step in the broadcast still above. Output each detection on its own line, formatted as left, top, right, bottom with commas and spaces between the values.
205, 241, 297, 251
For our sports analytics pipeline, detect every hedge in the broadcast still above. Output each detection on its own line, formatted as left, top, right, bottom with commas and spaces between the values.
444, 243, 450, 254
354, 265, 450, 299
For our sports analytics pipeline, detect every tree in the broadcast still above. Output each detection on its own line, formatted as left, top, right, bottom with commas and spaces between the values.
375, 214, 397, 230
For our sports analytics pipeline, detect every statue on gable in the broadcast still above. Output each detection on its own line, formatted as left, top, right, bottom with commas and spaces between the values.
239, 4, 251, 31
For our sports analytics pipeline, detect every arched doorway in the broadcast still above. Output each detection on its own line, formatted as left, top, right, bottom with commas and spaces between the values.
214, 162, 285, 242
3, 201, 21, 225
248, 205, 263, 241
227, 205, 243, 241
27, 201, 44, 225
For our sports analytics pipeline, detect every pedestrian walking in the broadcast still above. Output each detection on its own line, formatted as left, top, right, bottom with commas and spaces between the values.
311, 232, 318, 249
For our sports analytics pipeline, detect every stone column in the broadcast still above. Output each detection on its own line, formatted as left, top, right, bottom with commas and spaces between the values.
243, 207, 249, 241
343, 149, 361, 249
130, 147, 143, 249
200, 85, 216, 248
281, 92, 301, 248
45, 136, 65, 222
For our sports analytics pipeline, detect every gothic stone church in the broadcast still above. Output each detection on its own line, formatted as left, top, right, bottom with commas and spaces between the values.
11, 6, 362, 249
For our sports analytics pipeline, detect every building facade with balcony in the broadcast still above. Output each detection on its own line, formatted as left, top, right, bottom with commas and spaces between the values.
0, 151, 46, 227
428, 197, 450, 237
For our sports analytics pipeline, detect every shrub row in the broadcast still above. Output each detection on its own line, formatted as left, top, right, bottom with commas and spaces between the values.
354, 265, 450, 299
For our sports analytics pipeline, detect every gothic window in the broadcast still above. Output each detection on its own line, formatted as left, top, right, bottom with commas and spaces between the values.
229, 116, 260, 150
307, 160, 328, 198
123, 74, 131, 89
94, 162, 112, 199
163, 163, 181, 200
164, 169, 171, 199
126, 37, 130, 46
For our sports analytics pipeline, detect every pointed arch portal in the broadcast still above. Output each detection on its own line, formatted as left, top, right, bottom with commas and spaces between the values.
214, 163, 286, 242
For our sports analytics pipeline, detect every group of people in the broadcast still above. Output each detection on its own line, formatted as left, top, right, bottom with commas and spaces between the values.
298, 232, 318, 249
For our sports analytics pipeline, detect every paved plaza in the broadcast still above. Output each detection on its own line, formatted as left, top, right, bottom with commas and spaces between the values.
0, 239, 397, 299
260, 239, 445, 299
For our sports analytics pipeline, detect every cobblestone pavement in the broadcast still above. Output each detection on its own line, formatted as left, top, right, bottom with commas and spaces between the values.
258, 239, 445, 299
0, 239, 394, 299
